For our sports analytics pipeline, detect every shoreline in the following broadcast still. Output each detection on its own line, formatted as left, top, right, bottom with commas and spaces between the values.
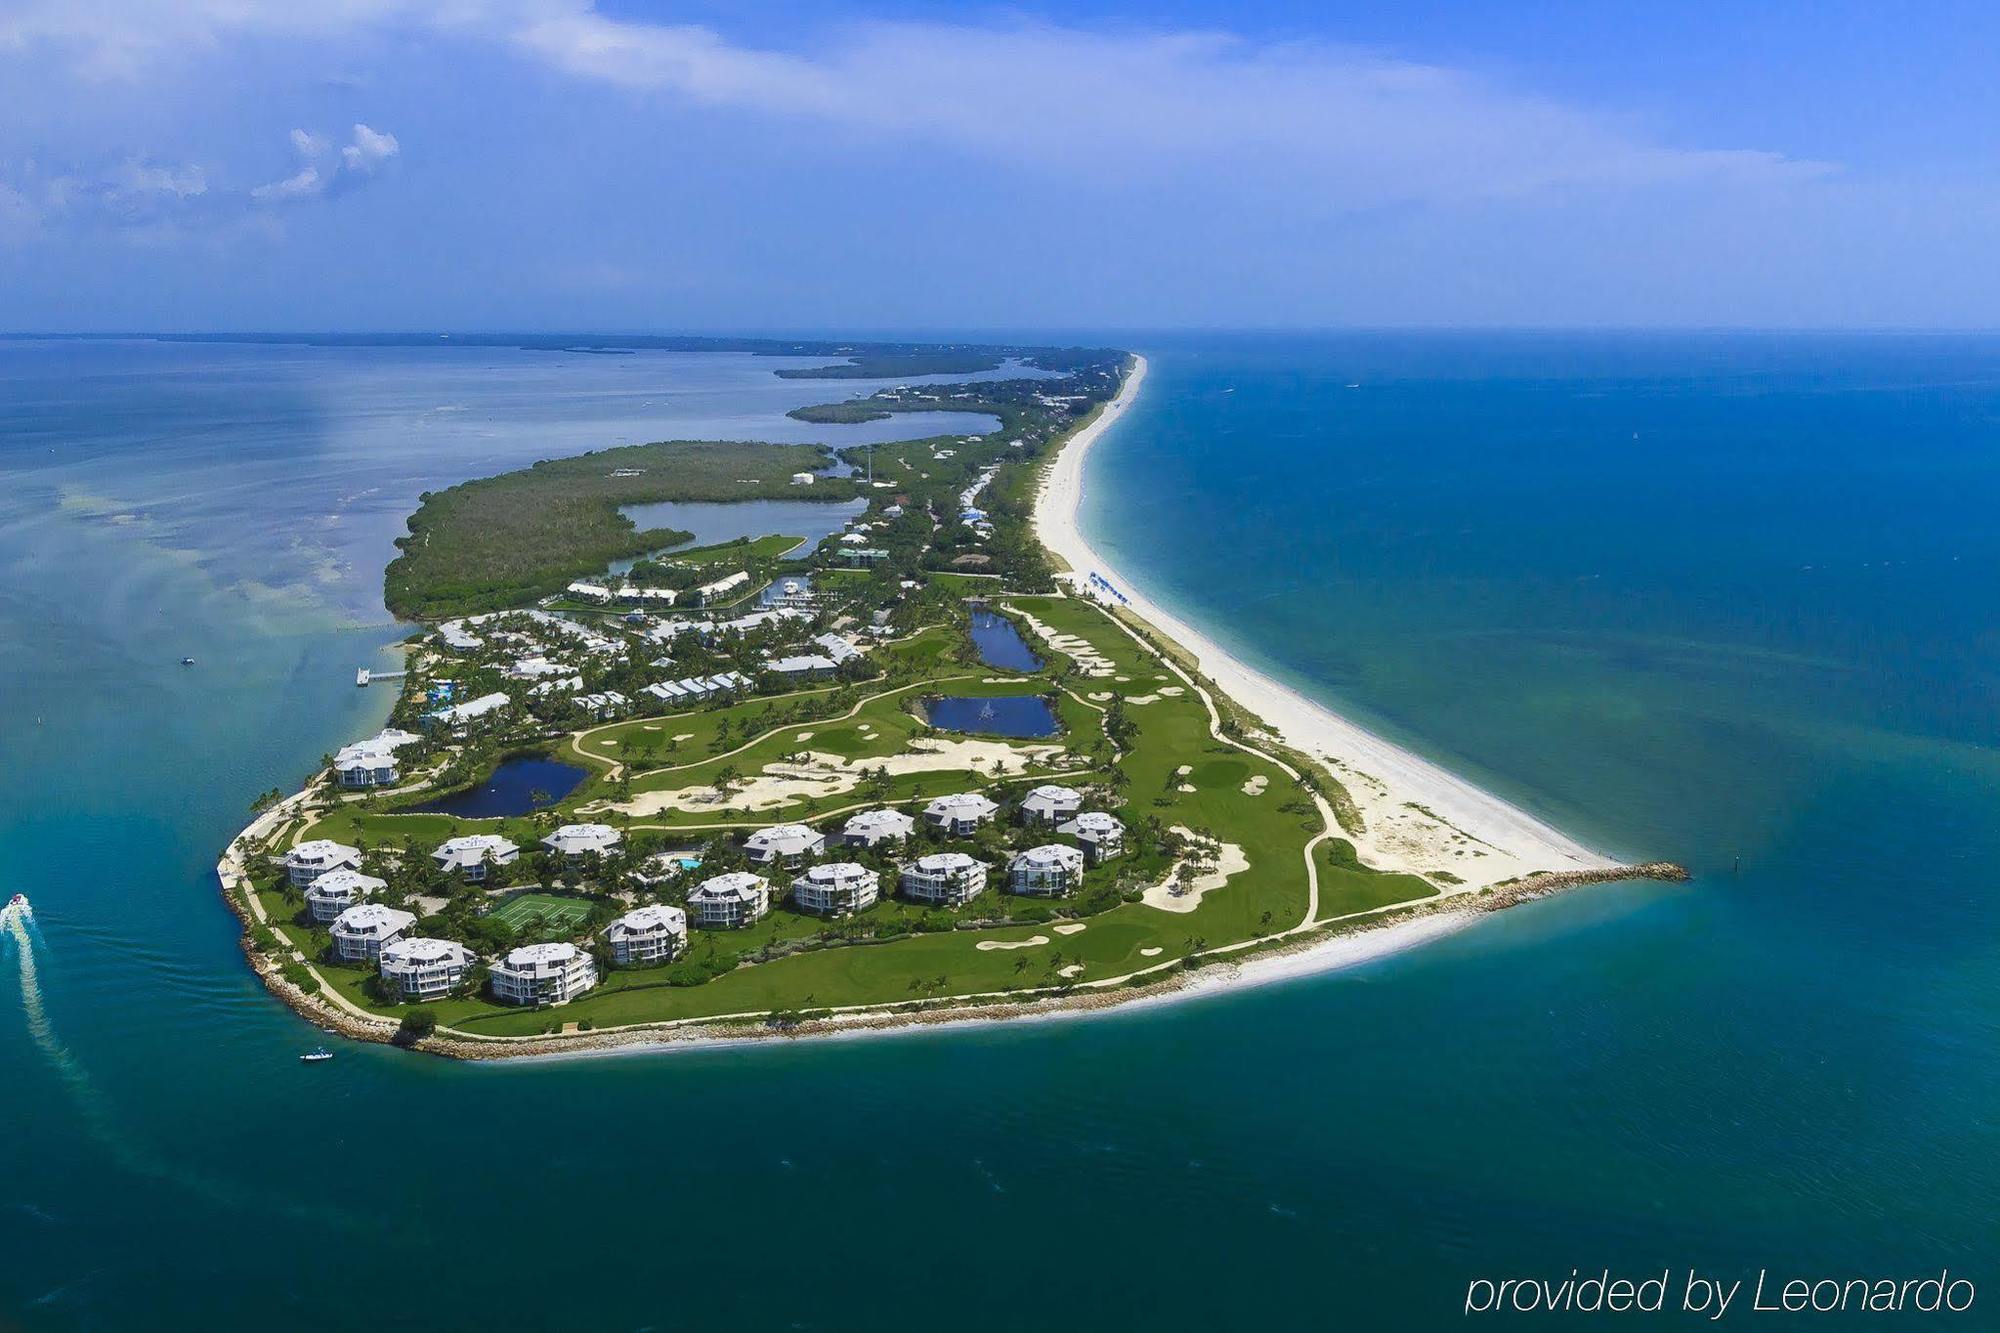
1033, 353, 1617, 890
220, 351, 1677, 1060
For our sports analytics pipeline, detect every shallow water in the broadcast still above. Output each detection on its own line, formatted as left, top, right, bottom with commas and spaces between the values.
4, 333, 1997, 1329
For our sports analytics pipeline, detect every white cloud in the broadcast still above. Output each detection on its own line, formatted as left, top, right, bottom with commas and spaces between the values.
340, 123, 398, 173
0, 2, 1827, 208
290, 129, 330, 158
251, 165, 322, 201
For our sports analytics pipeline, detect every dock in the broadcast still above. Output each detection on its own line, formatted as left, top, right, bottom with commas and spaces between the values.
356, 669, 408, 687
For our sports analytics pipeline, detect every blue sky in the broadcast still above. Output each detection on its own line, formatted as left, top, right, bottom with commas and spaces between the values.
3, 1, 1996, 331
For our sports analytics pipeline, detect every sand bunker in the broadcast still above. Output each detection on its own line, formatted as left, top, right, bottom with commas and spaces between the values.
1013, 610, 1117, 677
603, 737, 1066, 817
1052, 923, 1086, 936
1140, 946, 1163, 957
1142, 827, 1250, 913
1058, 964, 1084, 978
976, 935, 1050, 951
1242, 775, 1268, 796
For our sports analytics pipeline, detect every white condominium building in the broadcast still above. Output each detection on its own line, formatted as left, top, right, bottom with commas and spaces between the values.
1009, 844, 1086, 897
791, 862, 881, 917
687, 872, 773, 929
305, 867, 387, 923
899, 852, 988, 908
377, 937, 476, 1002
330, 903, 416, 962
605, 905, 689, 965
490, 943, 598, 1007
285, 839, 362, 887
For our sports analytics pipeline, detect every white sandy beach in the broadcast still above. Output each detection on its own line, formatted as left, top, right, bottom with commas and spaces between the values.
1034, 354, 1617, 891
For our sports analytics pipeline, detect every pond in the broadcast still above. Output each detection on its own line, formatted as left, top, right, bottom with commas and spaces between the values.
925, 694, 1061, 738
614, 496, 867, 566
406, 755, 588, 818
968, 610, 1043, 671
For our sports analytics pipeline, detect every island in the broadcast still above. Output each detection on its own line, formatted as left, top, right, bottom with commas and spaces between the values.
216, 343, 1684, 1057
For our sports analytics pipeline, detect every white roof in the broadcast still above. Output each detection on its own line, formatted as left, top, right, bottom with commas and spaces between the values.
695, 570, 751, 598
926, 793, 998, 820
1014, 844, 1086, 871
745, 823, 823, 854
331, 903, 415, 939
433, 834, 519, 870
842, 808, 915, 837
912, 851, 982, 874
766, 653, 837, 674
305, 867, 385, 897
1062, 811, 1124, 836
434, 691, 510, 723
380, 937, 473, 968
287, 839, 359, 868
498, 942, 586, 975
606, 905, 688, 941
794, 861, 874, 889
688, 871, 770, 904
812, 632, 861, 663
1022, 784, 1082, 808
542, 823, 622, 856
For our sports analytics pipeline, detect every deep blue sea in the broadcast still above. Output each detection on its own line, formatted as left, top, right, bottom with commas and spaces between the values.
3, 334, 1996, 1329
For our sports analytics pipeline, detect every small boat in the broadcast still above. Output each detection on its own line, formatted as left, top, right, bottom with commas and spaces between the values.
300, 1048, 334, 1063
6, 893, 28, 913
180, 657, 196, 667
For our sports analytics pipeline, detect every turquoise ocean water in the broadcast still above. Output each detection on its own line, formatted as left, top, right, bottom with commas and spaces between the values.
3, 334, 1995, 1328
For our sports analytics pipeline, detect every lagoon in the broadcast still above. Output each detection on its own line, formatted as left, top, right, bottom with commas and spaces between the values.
968, 609, 1043, 671
618, 496, 867, 557
925, 694, 1060, 737
406, 755, 587, 818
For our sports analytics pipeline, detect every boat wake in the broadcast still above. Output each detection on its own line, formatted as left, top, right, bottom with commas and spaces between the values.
2, 899, 366, 1230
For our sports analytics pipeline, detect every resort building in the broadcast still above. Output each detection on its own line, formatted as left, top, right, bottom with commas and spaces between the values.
924, 793, 999, 836
1019, 784, 1083, 825
284, 839, 361, 887
763, 652, 839, 681
377, 937, 475, 1003
332, 728, 420, 788
840, 808, 916, 848
687, 871, 773, 929
329, 903, 416, 963
432, 833, 520, 883
490, 942, 598, 1007
575, 690, 629, 719
304, 867, 386, 923
743, 823, 826, 867
1009, 844, 1087, 897
693, 570, 751, 605
566, 580, 613, 602
605, 905, 688, 966
426, 691, 511, 732
899, 852, 988, 907
1059, 812, 1127, 863
541, 823, 623, 865
790, 471, 816, 485
791, 862, 881, 917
